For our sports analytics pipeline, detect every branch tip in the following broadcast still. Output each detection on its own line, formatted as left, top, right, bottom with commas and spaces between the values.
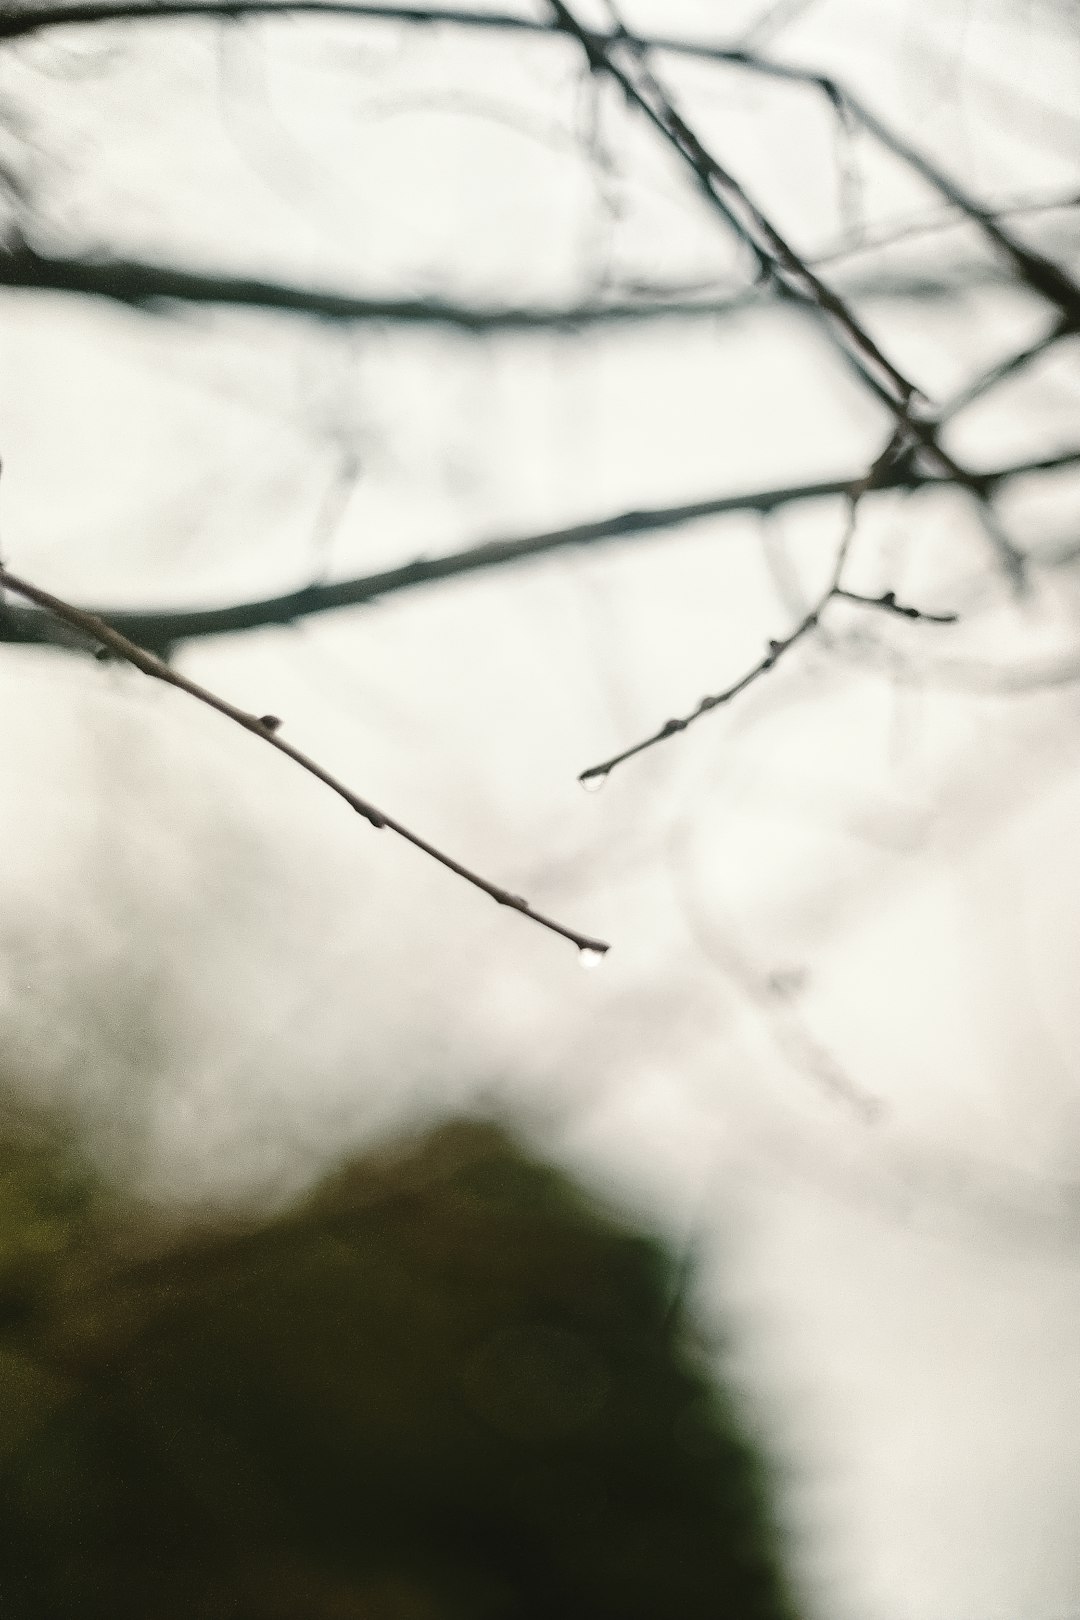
0, 561, 602, 957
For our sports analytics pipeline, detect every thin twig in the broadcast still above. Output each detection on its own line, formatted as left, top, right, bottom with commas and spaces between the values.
578, 445, 959, 783
925, 323, 1077, 585
813, 187, 1080, 271
572, 316, 1072, 783
737, 0, 820, 51
832, 588, 958, 624
942, 315, 1073, 419
0, 564, 610, 957
832, 84, 1080, 327
578, 610, 823, 782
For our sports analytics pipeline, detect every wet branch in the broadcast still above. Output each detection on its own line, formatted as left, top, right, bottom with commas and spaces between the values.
578, 445, 959, 784
0, 562, 610, 958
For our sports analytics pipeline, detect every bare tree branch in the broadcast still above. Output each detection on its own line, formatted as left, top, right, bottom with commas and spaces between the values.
830, 589, 958, 624
548, 0, 1055, 587
573, 311, 1080, 783
7, 0, 1074, 323
737, 0, 820, 51
0, 238, 758, 328
6, 0, 1075, 410
0, 0, 538, 39
596, 26, 1080, 325
571, 314, 1079, 784
814, 189, 1080, 273
578, 442, 960, 783
547, 0, 921, 420
828, 84, 1080, 328
942, 315, 1073, 419
2, 449, 1072, 657
0, 0, 1073, 961
0, 560, 611, 957
0, 237, 994, 329
0, 2, 1072, 802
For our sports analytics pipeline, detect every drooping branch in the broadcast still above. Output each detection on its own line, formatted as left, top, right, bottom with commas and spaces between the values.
0, 561, 610, 958
2, 448, 1074, 657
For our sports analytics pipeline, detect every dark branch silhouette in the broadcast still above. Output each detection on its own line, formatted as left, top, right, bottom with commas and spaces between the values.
942, 316, 1074, 418
0, 560, 611, 958
0, 238, 761, 330
541, 0, 1047, 588
1, 449, 1072, 657
5, 0, 1075, 324
574, 313, 1080, 781
0, 238, 1012, 329
0, 0, 536, 38
547, 0, 921, 421
0, 0, 1074, 862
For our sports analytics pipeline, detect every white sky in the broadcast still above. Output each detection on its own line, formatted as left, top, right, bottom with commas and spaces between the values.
2, 2, 1080, 1616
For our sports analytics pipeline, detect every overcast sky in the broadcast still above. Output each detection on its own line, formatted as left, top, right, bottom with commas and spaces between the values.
2, 2, 1080, 1616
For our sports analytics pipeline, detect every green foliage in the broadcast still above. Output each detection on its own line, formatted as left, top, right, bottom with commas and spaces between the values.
0, 1117, 796, 1619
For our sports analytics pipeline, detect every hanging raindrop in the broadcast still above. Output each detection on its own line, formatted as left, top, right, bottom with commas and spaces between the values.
579, 947, 605, 970
579, 773, 606, 794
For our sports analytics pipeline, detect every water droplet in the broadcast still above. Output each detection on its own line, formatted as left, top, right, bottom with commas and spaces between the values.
579, 947, 605, 971
579, 773, 606, 794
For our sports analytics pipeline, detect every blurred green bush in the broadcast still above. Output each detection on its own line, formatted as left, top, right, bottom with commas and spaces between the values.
0, 1116, 795, 1619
